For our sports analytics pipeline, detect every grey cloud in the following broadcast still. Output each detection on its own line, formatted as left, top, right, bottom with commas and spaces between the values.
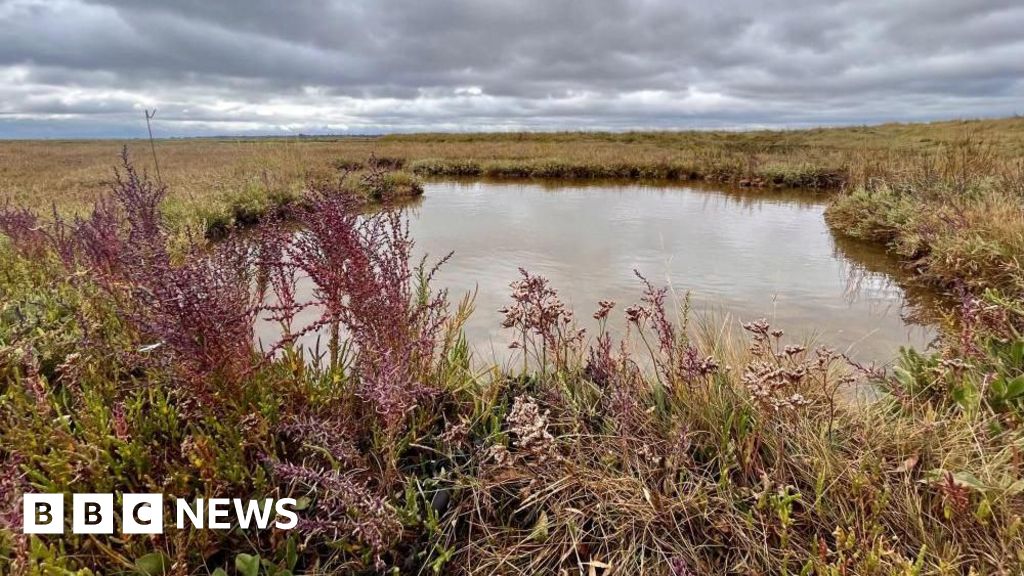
0, 0, 1022, 137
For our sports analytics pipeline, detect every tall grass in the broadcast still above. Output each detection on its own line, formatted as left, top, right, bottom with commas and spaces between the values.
827, 138, 1024, 296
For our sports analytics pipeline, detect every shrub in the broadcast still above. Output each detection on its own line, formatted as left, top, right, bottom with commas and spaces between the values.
258, 176, 450, 438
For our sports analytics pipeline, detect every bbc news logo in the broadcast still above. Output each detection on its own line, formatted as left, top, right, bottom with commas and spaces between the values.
22, 493, 298, 534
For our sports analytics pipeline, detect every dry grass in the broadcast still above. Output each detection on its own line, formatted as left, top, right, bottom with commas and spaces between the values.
3, 116, 1024, 211
826, 137, 1024, 295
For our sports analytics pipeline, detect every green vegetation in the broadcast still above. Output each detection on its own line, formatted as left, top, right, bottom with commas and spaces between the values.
1, 118, 1023, 574
825, 141, 1023, 295
408, 156, 844, 187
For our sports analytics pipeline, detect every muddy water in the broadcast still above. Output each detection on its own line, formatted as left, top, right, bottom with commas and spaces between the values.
258, 180, 942, 365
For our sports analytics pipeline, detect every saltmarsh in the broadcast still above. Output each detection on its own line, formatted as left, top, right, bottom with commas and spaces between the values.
1, 117, 1023, 574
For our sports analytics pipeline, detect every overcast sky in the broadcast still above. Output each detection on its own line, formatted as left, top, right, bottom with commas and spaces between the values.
1, 0, 1022, 138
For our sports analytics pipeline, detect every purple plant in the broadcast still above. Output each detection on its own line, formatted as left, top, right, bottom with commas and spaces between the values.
70, 195, 123, 277
270, 460, 401, 569
81, 153, 262, 389
0, 201, 47, 258
259, 179, 450, 434
278, 413, 360, 465
2, 150, 262, 395
110, 148, 168, 261
669, 556, 696, 576
584, 330, 617, 388
585, 310, 648, 436
950, 286, 1020, 358
0, 202, 77, 268
628, 271, 718, 386
121, 236, 260, 389
0, 451, 29, 571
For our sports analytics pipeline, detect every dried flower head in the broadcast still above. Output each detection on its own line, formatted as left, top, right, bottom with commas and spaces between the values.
593, 300, 616, 320
501, 269, 584, 370
507, 395, 555, 460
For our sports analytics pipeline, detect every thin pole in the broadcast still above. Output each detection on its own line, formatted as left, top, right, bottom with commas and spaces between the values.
145, 109, 162, 184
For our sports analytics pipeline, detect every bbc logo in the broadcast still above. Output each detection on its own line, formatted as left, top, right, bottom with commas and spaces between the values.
23, 493, 163, 534
22, 493, 298, 534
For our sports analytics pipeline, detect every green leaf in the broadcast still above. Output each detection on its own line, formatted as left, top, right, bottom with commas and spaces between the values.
1008, 340, 1024, 367
285, 537, 298, 570
975, 497, 993, 524
953, 381, 978, 409
236, 553, 261, 576
212, 570, 228, 576
952, 471, 987, 492
1003, 375, 1024, 400
135, 553, 170, 576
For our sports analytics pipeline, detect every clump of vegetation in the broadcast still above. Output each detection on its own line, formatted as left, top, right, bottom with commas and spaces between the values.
827, 138, 1024, 296
0, 154, 443, 573
409, 157, 844, 187
358, 170, 424, 201
191, 158, 424, 239
1, 150, 1022, 574
409, 158, 484, 177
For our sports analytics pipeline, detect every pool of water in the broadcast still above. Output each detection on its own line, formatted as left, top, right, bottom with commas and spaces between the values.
258, 180, 942, 365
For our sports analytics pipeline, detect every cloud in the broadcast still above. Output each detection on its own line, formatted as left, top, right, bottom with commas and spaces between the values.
0, 0, 1022, 137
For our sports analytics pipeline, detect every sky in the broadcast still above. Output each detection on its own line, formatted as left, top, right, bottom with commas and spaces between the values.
1, 0, 1022, 138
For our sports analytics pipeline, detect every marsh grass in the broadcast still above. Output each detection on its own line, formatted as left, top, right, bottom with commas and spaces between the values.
4, 117, 1023, 209
826, 138, 1024, 296
3, 118, 1022, 294
1, 119, 1023, 574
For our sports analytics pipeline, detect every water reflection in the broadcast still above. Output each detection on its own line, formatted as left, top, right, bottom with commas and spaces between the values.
831, 232, 949, 330
257, 180, 943, 366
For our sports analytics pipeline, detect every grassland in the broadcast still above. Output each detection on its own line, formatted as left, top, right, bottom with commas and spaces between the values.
1, 117, 1023, 575
4, 117, 1024, 210
2, 116, 1022, 292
